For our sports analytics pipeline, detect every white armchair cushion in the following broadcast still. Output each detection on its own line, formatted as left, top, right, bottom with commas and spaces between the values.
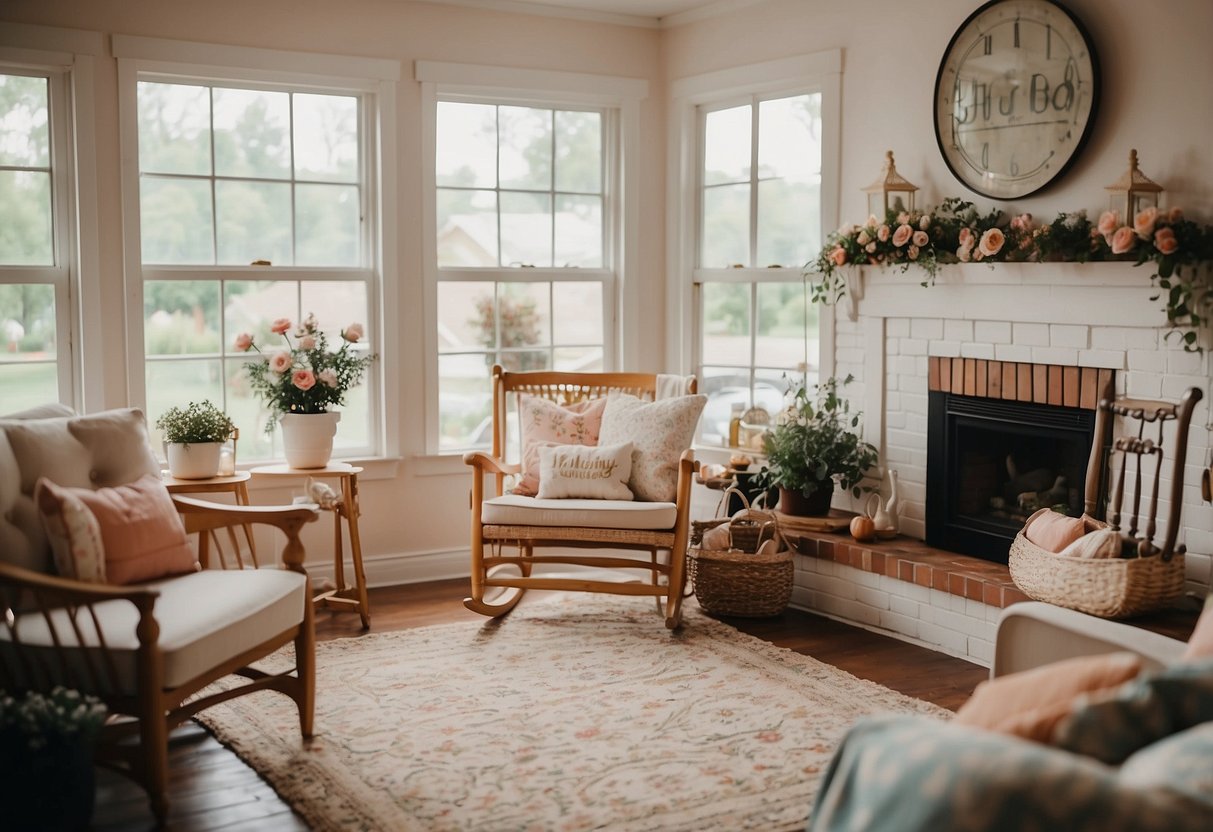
481, 494, 677, 530
0, 569, 307, 693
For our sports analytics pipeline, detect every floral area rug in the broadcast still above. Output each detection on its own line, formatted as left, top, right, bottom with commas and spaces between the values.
197, 595, 948, 831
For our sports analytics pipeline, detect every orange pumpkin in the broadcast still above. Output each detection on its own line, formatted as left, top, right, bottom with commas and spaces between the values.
849, 515, 876, 543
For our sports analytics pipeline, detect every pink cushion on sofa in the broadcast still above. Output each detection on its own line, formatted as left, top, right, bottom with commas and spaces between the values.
513, 396, 606, 496
70, 473, 198, 584
1024, 510, 1086, 554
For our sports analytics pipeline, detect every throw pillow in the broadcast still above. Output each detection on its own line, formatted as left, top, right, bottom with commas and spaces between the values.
513, 396, 607, 497
536, 442, 634, 500
34, 478, 107, 583
1181, 593, 1213, 662
1058, 528, 1124, 559
954, 652, 1144, 743
1024, 509, 1086, 553
597, 393, 706, 502
72, 473, 198, 585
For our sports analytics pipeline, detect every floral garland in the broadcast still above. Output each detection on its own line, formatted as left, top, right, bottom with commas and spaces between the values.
809, 198, 1213, 350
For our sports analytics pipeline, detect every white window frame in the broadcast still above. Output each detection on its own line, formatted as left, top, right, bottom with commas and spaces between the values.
114, 35, 400, 463
0, 28, 102, 412
666, 52, 843, 424
417, 61, 647, 462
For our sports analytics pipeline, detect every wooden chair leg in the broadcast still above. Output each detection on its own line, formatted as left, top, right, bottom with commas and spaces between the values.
137, 696, 170, 824
294, 585, 316, 738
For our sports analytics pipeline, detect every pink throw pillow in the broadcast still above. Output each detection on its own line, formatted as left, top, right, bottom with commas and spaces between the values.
34, 479, 107, 583
1181, 594, 1213, 662
71, 473, 198, 584
955, 652, 1144, 743
1024, 510, 1086, 554
513, 396, 606, 496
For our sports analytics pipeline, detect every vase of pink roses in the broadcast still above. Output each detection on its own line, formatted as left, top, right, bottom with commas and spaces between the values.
235, 313, 375, 468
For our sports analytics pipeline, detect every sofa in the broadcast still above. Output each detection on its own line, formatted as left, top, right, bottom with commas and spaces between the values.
808, 601, 1213, 831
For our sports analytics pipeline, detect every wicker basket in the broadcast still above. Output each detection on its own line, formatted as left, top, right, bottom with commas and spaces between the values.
1008, 511, 1185, 619
688, 545, 794, 617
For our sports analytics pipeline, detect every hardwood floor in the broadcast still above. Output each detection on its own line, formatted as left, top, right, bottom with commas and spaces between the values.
92, 579, 987, 831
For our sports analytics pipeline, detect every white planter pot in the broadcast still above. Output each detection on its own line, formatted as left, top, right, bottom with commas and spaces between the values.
165, 442, 223, 479
279, 411, 341, 469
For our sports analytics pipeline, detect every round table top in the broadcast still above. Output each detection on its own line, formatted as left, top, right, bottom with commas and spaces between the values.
161, 470, 251, 488
249, 462, 363, 477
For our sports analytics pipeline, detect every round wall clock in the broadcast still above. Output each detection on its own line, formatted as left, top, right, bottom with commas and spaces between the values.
934, 0, 1100, 200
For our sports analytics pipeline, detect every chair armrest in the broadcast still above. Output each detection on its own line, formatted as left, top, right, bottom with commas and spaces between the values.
172, 496, 319, 572
992, 601, 1187, 678
0, 560, 160, 605
462, 451, 521, 477
675, 449, 698, 507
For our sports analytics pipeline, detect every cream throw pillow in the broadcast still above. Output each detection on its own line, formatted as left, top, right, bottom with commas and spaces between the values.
536, 442, 634, 500
598, 393, 706, 502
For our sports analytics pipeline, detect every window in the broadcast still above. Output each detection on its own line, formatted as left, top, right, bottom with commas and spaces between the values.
0, 69, 71, 412
696, 92, 822, 445
128, 72, 380, 461
670, 52, 842, 449
433, 98, 612, 452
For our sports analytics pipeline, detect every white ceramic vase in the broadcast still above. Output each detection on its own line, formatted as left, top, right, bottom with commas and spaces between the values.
279, 411, 340, 469
165, 442, 223, 479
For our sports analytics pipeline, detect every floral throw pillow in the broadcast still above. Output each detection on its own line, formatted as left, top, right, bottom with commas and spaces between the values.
34, 478, 107, 583
598, 393, 706, 502
537, 442, 634, 501
513, 395, 606, 497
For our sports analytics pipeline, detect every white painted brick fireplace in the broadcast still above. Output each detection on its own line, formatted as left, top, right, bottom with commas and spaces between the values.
786, 261, 1213, 665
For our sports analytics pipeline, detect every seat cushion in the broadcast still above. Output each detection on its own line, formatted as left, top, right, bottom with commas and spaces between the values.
481, 494, 677, 530
0, 569, 307, 693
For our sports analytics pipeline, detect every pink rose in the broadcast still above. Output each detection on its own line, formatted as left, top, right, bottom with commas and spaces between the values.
1009, 213, 1032, 232
896, 212, 909, 225
1097, 210, 1119, 238
978, 227, 1005, 257
318, 369, 339, 387
919, 214, 932, 231
866, 215, 879, 227
298, 335, 317, 351
908, 244, 919, 260
1154, 227, 1178, 255
1168, 207, 1184, 223
912, 230, 929, 247
270, 318, 292, 335
269, 351, 292, 374
973, 248, 984, 261
958, 227, 974, 249
877, 224, 891, 243
857, 230, 871, 246
865, 241, 877, 253
956, 245, 971, 263
892, 224, 913, 247
830, 246, 847, 266
1110, 226, 1136, 255
233, 332, 253, 351
291, 369, 316, 391
1133, 206, 1158, 240
342, 323, 365, 343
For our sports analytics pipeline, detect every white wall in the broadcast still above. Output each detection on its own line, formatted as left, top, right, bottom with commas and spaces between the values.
0, 0, 665, 579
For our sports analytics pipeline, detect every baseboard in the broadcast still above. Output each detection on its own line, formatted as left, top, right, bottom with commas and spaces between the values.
305, 547, 470, 588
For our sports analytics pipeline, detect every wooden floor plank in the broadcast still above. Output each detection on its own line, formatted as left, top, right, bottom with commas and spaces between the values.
92, 578, 987, 829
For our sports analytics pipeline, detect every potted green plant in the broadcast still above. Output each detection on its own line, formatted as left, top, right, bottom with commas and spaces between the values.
155, 400, 235, 479
753, 375, 879, 516
0, 687, 107, 831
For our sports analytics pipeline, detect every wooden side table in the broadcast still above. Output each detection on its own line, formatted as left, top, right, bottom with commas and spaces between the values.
162, 471, 258, 569
249, 463, 370, 629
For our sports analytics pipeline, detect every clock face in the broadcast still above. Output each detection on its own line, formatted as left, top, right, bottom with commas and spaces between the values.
934, 0, 1100, 200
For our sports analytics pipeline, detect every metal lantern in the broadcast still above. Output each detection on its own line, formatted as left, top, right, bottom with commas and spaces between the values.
1105, 149, 1163, 221
863, 150, 918, 220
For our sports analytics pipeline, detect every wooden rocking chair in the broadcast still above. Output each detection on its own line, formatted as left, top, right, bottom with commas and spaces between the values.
463, 366, 698, 628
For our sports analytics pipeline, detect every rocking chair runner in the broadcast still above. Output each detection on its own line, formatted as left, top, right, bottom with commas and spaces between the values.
463, 366, 698, 628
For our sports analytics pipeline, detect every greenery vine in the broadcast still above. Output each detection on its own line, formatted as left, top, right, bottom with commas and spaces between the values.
808, 200, 1213, 350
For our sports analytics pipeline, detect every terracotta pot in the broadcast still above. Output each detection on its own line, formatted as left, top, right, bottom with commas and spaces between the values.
279, 411, 341, 469
778, 483, 834, 516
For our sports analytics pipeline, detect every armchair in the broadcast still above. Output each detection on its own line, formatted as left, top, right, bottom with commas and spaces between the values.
0, 405, 319, 824
464, 366, 699, 628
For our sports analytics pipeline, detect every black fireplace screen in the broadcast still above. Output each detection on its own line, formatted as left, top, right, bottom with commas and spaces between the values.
927, 393, 1096, 563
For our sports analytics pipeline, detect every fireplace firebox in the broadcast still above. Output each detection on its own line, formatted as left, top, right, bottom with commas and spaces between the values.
924, 359, 1111, 563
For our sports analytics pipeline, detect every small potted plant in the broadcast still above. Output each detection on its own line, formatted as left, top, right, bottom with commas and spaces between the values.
0, 687, 107, 831
753, 375, 879, 516
156, 400, 235, 479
